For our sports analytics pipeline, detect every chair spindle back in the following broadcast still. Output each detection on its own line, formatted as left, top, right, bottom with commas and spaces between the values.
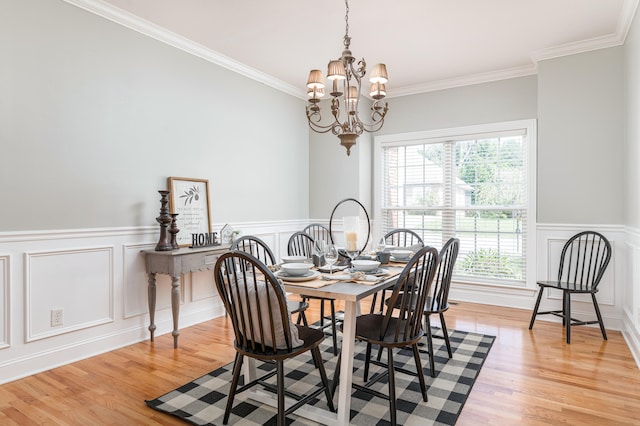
215, 251, 294, 354
383, 246, 439, 342
557, 231, 611, 291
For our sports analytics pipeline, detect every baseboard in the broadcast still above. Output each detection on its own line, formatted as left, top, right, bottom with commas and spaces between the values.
0, 304, 225, 385
622, 307, 640, 370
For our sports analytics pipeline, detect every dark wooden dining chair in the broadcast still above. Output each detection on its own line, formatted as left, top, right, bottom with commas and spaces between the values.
288, 231, 340, 355
231, 235, 309, 326
370, 228, 426, 314
332, 246, 439, 426
214, 251, 334, 426
303, 223, 331, 246
529, 231, 612, 344
423, 237, 459, 377
383, 228, 424, 249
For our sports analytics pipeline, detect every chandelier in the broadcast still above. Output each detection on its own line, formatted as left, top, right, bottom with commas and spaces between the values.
305, 0, 389, 156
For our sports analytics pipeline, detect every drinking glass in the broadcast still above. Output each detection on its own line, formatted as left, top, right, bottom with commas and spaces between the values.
313, 240, 327, 267
376, 236, 386, 253
324, 244, 339, 274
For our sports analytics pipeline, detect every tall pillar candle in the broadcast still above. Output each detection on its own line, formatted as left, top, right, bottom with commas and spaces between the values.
345, 231, 358, 251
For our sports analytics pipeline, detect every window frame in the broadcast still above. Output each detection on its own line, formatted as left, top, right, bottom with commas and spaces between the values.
373, 119, 537, 289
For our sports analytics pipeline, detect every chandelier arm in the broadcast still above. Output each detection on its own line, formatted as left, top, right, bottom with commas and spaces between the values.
306, 108, 341, 133
308, 120, 342, 135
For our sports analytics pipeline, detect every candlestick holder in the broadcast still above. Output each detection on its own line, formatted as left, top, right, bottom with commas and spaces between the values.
169, 213, 180, 249
155, 190, 173, 251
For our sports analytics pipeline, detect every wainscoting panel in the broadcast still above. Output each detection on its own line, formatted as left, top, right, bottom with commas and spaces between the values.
535, 225, 626, 332
0, 222, 307, 385
25, 246, 114, 342
623, 227, 640, 368
191, 269, 216, 302
541, 236, 616, 306
0, 255, 9, 349
1, 221, 635, 384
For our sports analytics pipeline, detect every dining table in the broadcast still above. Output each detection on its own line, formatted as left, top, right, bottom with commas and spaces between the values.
244, 262, 406, 426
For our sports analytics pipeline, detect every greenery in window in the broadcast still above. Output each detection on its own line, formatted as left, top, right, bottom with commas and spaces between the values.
380, 127, 531, 285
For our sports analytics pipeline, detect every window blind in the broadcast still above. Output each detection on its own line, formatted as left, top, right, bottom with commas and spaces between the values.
380, 131, 529, 285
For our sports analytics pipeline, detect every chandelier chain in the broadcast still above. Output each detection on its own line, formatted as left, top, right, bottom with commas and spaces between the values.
343, 0, 350, 49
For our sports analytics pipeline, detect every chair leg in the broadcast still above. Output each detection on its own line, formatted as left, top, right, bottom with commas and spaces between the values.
369, 289, 387, 314
300, 310, 309, 326
370, 292, 378, 314
591, 293, 608, 340
387, 347, 397, 426
223, 353, 244, 425
296, 297, 307, 325
529, 287, 544, 329
425, 317, 435, 378
363, 342, 372, 382
311, 347, 336, 412
565, 291, 571, 344
376, 343, 383, 362
411, 343, 428, 402
276, 360, 285, 426
330, 300, 338, 355
439, 313, 452, 358
379, 289, 387, 313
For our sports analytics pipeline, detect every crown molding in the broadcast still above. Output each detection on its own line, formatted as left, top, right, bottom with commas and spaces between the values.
532, 0, 639, 63
531, 33, 626, 63
387, 64, 538, 99
62, 0, 303, 99
64, 0, 639, 100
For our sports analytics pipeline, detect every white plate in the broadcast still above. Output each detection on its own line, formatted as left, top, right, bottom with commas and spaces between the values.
367, 268, 389, 276
276, 270, 320, 282
390, 256, 410, 263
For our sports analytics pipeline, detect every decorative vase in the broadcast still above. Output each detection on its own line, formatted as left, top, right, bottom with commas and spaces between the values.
169, 213, 180, 249
155, 190, 173, 251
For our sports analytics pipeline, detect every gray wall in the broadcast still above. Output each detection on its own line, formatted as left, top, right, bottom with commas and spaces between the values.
379, 76, 538, 135
624, 2, 640, 328
0, 0, 309, 232
625, 10, 640, 230
308, 77, 538, 219
0, 0, 627, 231
308, 107, 374, 219
309, 49, 626, 227
537, 47, 624, 225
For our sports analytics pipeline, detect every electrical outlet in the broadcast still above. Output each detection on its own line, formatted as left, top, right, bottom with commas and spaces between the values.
51, 309, 63, 327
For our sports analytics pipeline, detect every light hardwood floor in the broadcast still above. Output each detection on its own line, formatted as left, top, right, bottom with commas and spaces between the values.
1, 299, 640, 425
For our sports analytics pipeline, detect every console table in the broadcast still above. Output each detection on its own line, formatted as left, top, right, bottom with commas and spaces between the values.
142, 244, 230, 348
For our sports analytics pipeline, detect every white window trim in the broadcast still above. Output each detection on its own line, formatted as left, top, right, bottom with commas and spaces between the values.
373, 119, 537, 289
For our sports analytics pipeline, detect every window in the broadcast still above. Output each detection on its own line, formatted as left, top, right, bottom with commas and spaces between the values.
374, 120, 536, 287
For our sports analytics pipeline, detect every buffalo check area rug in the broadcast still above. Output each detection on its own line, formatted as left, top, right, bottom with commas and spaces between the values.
146, 328, 494, 426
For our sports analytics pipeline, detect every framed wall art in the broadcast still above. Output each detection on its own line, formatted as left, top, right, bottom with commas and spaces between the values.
167, 177, 212, 247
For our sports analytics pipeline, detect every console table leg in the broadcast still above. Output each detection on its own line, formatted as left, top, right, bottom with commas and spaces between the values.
171, 275, 181, 348
147, 272, 157, 342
